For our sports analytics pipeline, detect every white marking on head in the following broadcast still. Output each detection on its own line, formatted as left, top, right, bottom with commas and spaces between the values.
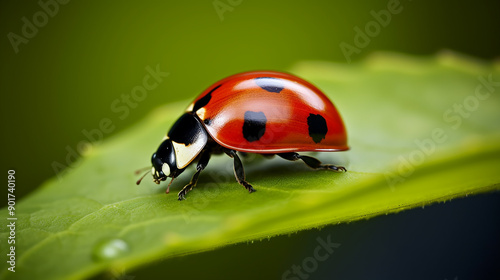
196, 107, 206, 120
186, 103, 194, 112
151, 167, 155, 176
171, 131, 208, 169
162, 163, 170, 177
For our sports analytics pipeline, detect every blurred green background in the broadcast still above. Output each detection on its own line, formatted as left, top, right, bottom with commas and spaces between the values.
1, 0, 499, 279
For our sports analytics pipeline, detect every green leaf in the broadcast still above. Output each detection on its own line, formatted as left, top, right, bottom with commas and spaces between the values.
2, 52, 500, 280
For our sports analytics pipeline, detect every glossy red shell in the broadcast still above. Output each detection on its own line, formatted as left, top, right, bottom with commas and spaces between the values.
189, 71, 348, 153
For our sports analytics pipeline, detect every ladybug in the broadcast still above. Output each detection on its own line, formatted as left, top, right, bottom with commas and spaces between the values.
137, 71, 348, 200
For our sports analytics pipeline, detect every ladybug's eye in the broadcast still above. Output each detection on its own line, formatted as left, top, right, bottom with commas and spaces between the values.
151, 153, 162, 168
151, 153, 164, 177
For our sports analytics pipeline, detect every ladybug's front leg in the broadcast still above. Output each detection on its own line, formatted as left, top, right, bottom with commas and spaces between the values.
178, 150, 211, 200
278, 153, 347, 172
224, 149, 256, 194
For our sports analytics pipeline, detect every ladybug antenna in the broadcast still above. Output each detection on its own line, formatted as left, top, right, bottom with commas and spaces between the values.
166, 177, 175, 194
134, 166, 150, 175
136, 170, 150, 185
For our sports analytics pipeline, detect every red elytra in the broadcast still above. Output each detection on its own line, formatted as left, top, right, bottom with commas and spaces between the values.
190, 71, 348, 153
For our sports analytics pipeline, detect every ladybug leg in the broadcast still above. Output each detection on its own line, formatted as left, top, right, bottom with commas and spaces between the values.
278, 153, 347, 172
178, 150, 211, 200
224, 149, 256, 193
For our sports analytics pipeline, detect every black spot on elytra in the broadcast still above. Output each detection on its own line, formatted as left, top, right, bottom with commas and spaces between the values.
203, 118, 211, 125
168, 113, 204, 145
192, 84, 222, 112
242, 111, 267, 142
255, 77, 284, 93
307, 114, 328, 143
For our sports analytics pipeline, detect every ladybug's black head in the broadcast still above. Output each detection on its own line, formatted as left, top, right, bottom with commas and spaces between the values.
151, 139, 178, 184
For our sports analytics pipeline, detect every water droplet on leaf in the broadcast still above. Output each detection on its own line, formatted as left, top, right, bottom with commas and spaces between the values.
92, 238, 129, 261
